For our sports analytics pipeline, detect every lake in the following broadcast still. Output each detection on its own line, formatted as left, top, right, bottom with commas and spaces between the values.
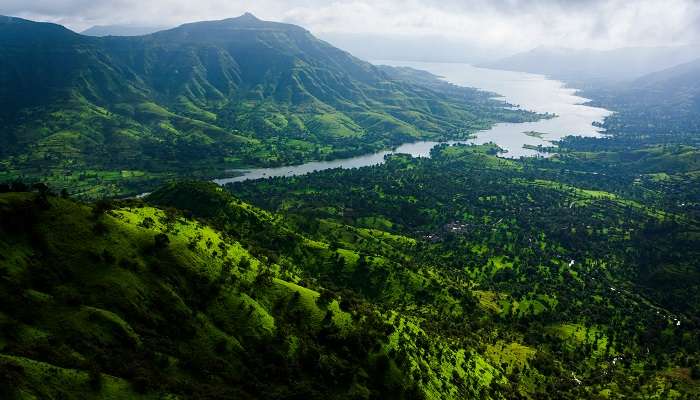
214, 62, 611, 184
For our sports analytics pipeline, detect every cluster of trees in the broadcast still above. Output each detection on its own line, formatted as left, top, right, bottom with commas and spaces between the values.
225, 140, 700, 397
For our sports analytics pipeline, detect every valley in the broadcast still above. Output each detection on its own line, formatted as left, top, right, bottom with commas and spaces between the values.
0, 15, 539, 199
216, 61, 611, 184
1, 8, 699, 400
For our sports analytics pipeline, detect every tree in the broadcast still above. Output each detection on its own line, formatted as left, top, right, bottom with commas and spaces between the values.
154, 233, 170, 250
87, 364, 103, 391
691, 364, 700, 380
0, 359, 24, 398
10, 181, 28, 192
92, 199, 113, 219
253, 268, 273, 288
140, 217, 155, 229
238, 256, 251, 270
32, 182, 50, 196
316, 289, 336, 307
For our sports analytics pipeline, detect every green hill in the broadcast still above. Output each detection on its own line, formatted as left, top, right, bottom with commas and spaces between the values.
3, 142, 700, 398
225, 143, 700, 398
0, 185, 515, 399
0, 14, 538, 198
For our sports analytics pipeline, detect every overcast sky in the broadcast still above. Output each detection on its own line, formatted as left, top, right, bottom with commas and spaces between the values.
3, 0, 700, 54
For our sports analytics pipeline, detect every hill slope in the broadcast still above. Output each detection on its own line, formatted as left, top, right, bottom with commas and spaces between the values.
583, 57, 700, 146
0, 190, 502, 399
2, 148, 700, 398
0, 14, 537, 198
226, 143, 700, 397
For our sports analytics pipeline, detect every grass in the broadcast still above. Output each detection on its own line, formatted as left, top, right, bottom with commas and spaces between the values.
485, 341, 536, 374
473, 290, 505, 313
0, 354, 156, 400
546, 323, 611, 356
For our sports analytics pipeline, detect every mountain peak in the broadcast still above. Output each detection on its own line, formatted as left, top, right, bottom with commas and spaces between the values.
216, 12, 268, 27
238, 12, 260, 21
154, 12, 307, 43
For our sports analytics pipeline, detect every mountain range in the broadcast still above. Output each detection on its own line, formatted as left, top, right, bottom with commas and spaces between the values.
81, 24, 167, 37
2, 10, 700, 400
81, 25, 507, 63
0, 13, 535, 198
581, 56, 700, 145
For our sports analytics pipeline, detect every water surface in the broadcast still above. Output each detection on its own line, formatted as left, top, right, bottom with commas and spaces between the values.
215, 62, 611, 184
381, 61, 612, 158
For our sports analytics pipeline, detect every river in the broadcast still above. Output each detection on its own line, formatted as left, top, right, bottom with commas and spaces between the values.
214, 61, 611, 185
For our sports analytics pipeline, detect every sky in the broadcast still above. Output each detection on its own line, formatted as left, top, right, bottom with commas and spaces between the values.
2, 0, 700, 58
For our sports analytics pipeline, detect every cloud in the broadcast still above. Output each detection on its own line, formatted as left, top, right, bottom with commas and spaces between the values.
2, 0, 699, 52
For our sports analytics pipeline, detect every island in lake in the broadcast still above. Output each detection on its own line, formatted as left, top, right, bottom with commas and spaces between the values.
523, 130, 549, 139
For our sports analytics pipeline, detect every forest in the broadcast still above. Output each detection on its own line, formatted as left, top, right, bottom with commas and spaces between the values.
2, 120, 698, 398
1, 8, 699, 400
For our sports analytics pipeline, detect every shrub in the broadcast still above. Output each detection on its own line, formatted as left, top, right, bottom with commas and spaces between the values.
140, 217, 155, 229
691, 364, 700, 380
238, 256, 251, 270
92, 221, 108, 235
87, 365, 103, 391
316, 289, 336, 307
153, 233, 170, 250
92, 199, 113, 219
0, 359, 25, 398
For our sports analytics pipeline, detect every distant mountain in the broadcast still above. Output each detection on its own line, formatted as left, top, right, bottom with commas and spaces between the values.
0, 13, 536, 196
318, 32, 507, 64
630, 57, 700, 101
482, 45, 700, 85
81, 24, 168, 36
588, 57, 700, 142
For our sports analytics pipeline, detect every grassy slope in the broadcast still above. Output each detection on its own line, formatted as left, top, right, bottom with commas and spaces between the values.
0, 190, 512, 399
224, 144, 700, 398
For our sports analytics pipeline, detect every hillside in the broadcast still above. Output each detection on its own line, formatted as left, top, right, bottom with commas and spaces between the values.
618, 58, 700, 110
580, 57, 700, 147
224, 143, 700, 398
2, 141, 700, 398
0, 14, 538, 198
0, 186, 507, 399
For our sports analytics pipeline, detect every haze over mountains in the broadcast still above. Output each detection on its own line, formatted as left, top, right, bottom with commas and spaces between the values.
588, 56, 700, 142
79, 21, 700, 78
483, 45, 700, 85
79, 24, 512, 64
81, 24, 167, 37
483, 43, 700, 139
